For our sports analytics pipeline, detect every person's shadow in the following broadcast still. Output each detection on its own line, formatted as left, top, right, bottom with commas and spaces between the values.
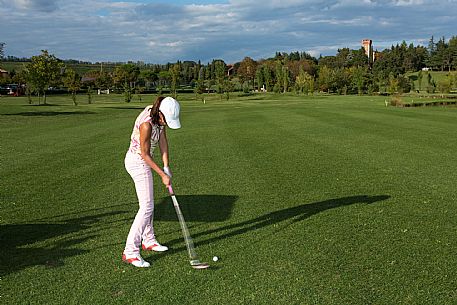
153, 195, 390, 257
155, 195, 238, 222
0, 210, 129, 276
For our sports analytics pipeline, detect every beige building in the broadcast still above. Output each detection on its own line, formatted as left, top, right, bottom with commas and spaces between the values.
0, 68, 8, 78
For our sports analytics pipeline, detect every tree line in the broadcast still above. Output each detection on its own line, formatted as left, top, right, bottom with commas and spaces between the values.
1, 35, 456, 104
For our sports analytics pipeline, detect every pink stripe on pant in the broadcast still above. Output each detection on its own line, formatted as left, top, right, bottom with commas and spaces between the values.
124, 152, 157, 256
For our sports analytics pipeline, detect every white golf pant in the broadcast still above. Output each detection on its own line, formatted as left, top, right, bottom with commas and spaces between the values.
124, 152, 157, 256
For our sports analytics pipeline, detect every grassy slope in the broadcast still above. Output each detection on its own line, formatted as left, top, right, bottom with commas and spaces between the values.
1, 93, 457, 304
406, 71, 457, 92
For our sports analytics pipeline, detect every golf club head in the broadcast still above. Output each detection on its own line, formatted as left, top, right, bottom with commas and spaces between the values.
190, 259, 210, 270
191, 262, 210, 270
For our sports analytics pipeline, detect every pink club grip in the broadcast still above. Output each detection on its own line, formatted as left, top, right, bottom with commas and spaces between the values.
167, 185, 174, 195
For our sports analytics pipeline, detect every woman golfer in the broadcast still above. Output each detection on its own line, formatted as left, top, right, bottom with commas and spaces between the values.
122, 96, 181, 267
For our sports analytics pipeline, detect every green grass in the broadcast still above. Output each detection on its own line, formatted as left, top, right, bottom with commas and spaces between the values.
407, 71, 457, 92
1, 93, 457, 304
0, 61, 29, 73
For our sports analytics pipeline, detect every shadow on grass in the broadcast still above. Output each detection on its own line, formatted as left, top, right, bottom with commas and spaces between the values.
25, 203, 131, 223
0, 210, 129, 276
155, 195, 238, 222
155, 195, 390, 258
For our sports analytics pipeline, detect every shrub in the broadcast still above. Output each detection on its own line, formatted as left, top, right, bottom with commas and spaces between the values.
390, 95, 404, 107
397, 75, 412, 93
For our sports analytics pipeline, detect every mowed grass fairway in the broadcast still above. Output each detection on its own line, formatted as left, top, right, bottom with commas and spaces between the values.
1, 93, 457, 304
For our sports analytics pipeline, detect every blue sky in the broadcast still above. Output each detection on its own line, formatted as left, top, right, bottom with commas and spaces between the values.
0, 0, 456, 64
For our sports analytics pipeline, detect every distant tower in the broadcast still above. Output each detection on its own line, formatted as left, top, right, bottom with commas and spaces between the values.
362, 39, 374, 65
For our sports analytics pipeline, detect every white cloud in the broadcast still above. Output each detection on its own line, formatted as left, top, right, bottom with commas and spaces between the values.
0, 0, 456, 63
230, 0, 309, 7
6, 0, 59, 11
393, 0, 424, 6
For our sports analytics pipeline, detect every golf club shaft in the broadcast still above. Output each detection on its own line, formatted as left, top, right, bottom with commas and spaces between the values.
168, 186, 199, 261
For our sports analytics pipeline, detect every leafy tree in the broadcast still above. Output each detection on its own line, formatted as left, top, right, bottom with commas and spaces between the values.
179, 61, 194, 85
295, 67, 314, 95
426, 36, 451, 71
334, 48, 352, 68
16, 69, 35, 103
317, 55, 337, 69
63, 68, 81, 106
350, 48, 369, 68
282, 65, 290, 93
262, 65, 273, 92
12, 70, 26, 88
122, 83, 132, 103
388, 73, 399, 94
0, 42, 5, 58
223, 79, 235, 100
449, 36, 457, 70
205, 63, 212, 81
426, 72, 436, 93
286, 59, 316, 86
435, 37, 448, 71
139, 69, 157, 89
214, 60, 226, 98
114, 64, 140, 102
397, 75, 411, 93
0, 72, 11, 86
417, 70, 423, 91
415, 46, 429, 71
95, 71, 113, 91
194, 66, 205, 101
238, 57, 257, 88
308, 72, 315, 95
428, 36, 437, 55
317, 65, 332, 93
273, 61, 283, 93
255, 67, 264, 91
426, 36, 437, 69
194, 60, 202, 81
404, 44, 426, 72
81, 69, 112, 92
87, 86, 94, 104
350, 66, 367, 95
332, 68, 350, 95
158, 70, 170, 89
169, 63, 180, 98
25, 50, 63, 105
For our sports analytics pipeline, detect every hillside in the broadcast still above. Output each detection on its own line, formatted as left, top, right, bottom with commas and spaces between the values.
406, 71, 457, 92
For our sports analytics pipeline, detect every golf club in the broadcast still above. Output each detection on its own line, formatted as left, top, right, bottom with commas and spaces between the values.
167, 185, 209, 270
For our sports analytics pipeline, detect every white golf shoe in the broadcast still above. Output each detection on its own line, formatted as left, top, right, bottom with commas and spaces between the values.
142, 240, 168, 252
122, 253, 151, 268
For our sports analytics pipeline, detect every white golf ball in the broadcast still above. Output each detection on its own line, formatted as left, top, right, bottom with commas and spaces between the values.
212, 256, 219, 262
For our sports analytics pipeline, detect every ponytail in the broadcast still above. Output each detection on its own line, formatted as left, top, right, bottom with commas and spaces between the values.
150, 96, 165, 125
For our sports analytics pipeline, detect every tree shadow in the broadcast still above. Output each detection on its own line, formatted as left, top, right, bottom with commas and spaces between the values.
153, 195, 390, 258
27, 103, 60, 107
155, 195, 238, 222
0, 210, 129, 276
2, 111, 95, 116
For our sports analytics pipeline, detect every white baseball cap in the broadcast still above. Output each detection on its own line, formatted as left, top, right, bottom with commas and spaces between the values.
159, 97, 181, 129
